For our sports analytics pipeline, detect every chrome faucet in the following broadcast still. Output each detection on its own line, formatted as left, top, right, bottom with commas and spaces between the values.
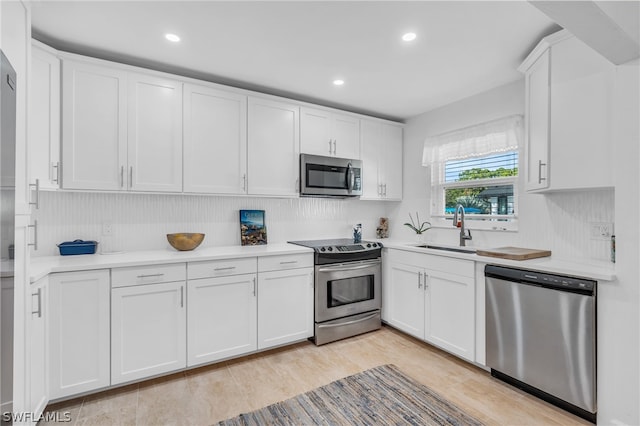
453, 204, 472, 246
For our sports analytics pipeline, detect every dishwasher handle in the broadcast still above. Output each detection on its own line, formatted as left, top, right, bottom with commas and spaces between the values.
484, 264, 596, 296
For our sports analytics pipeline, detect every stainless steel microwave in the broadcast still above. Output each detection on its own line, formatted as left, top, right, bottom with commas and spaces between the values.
300, 154, 362, 197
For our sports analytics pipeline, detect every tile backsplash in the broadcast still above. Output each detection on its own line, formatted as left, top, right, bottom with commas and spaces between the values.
32, 192, 390, 256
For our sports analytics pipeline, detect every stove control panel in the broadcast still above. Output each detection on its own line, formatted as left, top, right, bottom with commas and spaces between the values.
318, 242, 380, 252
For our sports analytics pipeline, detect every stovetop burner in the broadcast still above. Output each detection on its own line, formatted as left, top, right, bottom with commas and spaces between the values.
288, 238, 382, 253
288, 238, 382, 265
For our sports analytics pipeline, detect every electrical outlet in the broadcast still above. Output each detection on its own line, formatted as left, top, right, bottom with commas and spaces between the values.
102, 222, 113, 236
589, 222, 614, 240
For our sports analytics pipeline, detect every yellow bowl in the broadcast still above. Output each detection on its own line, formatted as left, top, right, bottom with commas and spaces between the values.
167, 233, 205, 251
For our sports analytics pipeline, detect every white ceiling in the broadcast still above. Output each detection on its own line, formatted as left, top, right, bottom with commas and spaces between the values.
30, 1, 562, 122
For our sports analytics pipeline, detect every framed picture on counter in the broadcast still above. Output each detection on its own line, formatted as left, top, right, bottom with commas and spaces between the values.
240, 210, 267, 246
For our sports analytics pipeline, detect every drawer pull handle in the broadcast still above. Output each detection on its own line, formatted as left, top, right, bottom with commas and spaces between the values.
214, 266, 236, 271
279, 261, 298, 265
137, 273, 164, 279
31, 288, 42, 318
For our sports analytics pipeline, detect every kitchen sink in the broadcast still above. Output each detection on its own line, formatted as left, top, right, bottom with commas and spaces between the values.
415, 244, 477, 254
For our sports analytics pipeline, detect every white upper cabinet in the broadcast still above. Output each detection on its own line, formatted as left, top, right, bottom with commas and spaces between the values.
29, 41, 60, 190
520, 30, 615, 192
247, 97, 300, 196
360, 120, 403, 200
183, 84, 247, 194
62, 58, 183, 192
301, 107, 360, 159
127, 73, 183, 192
61, 59, 127, 190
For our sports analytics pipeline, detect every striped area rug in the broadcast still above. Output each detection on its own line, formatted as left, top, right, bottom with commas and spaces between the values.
217, 364, 484, 425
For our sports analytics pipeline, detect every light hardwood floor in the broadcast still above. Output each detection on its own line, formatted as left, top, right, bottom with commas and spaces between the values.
42, 326, 590, 425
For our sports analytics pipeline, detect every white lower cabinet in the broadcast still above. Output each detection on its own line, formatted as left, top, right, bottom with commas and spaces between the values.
111, 280, 186, 385
28, 276, 48, 419
49, 270, 110, 399
187, 274, 257, 367
383, 249, 475, 361
257, 267, 314, 350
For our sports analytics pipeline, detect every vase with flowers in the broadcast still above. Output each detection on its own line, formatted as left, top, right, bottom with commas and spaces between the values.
404, 212, 431, 243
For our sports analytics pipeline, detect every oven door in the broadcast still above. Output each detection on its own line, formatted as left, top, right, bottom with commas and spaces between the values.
315, 259, 381, 323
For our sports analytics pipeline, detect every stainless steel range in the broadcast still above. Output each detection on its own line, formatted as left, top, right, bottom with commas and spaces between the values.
288, 239, 382, 345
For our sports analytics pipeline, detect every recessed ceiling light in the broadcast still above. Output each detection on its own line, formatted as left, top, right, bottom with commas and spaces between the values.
333, 79, 345, 86
165, 33, 181, 43
402, 32, 417, 42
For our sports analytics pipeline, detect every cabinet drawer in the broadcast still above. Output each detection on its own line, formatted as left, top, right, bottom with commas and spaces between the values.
385, 248, 474, 278
258, 253, 314, 272
112, 263, 186, 288
188, 257, 257, 280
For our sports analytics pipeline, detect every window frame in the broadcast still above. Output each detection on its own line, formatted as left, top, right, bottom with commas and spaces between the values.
431, 162, 519, 232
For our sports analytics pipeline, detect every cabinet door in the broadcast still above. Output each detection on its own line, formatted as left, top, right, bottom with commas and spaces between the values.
30, 43, 60, 190
300, 107, 332, 156
257, 267, 314, 350
332, 113, 360, 159
247, 97, 299, 196
424, 270, 475, 361
111, 281, 186, 385
28, 277, 48, 419
49, 270, 110, 399
549, 37, 614, 190
359, 120, 382, 199
524, 49, 550, 191
187, 274, 257, 367
183, 84, 247, 194
62, 60, 128, 190
383, 262, 424, 339
380, 124, 403, 200
128, 73, 183, 192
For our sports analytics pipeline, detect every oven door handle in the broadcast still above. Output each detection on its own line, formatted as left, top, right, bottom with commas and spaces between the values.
317, 261, 380, 273
317, 312, 379, 329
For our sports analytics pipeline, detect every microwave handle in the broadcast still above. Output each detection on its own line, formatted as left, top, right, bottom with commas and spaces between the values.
346, 163, 355, 192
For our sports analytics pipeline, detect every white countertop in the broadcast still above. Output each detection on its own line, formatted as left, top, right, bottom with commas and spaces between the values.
30, 243, 314, 283
381, 240, 616, 281
29, 239, 616, 283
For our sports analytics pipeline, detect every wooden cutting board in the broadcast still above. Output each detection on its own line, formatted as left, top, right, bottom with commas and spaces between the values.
476, 246, 552, 260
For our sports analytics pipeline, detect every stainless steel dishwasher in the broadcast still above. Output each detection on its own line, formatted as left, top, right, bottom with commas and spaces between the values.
485, 265, 596, 423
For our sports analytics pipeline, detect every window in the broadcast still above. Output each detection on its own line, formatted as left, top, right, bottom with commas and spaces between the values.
423, 115, 523, 230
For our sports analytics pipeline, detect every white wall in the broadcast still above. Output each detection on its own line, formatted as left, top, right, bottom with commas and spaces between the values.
389, 78, 614, 262
31, 192, 389, 256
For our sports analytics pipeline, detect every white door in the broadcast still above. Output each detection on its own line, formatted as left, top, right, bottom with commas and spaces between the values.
524, 49, 550, 191
111, 281, 186, 385
359, 120, 382, 199
29, 43, 60, 189
247, 97, 299, 196
331, 113, 360, 159
28, 277, 48, 420
380, 124, 403, 200
61, 60, 128, 190
300, 107, 332, 156
257, 268, 314, 350
183, 84, 247, 194
127, 73, 183, 192
424, 270, 475, 361
49, 270, 110, 399
385, 262, 425, 339
187, 274, 257, 367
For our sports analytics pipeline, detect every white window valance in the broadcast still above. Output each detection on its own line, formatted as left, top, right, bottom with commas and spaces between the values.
422, 115, 523, 167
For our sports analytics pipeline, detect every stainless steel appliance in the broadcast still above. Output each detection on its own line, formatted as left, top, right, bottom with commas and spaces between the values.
0, 50, 17, 415
485, 265, 597, 423
288, 239, 382, 345
299, 154, 362, 198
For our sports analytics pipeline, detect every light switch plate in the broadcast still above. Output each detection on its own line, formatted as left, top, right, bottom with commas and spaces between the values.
102, 222, 113, 236
589, 222, 614, 240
